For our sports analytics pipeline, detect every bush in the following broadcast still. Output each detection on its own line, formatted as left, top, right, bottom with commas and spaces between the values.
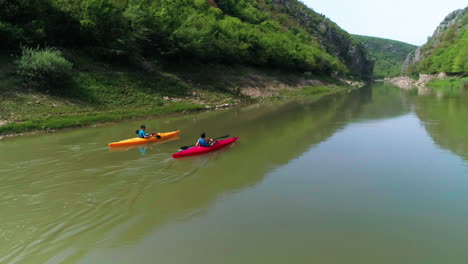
16, 47, 73, 90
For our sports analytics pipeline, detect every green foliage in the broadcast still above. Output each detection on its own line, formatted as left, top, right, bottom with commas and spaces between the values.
249, 0, 373, 78
0, 49, 354, 134
0, 0, 82, 48
353, 35, 417, 78
426, 77, 468, 97
1, 52, 198, 125
0, 0, 373, 78
217, 0, 266, 24
16, 47, 72, 90
409, 8, 468, 75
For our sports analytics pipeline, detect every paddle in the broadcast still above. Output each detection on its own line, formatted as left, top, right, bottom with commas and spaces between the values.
179, 135, 230, 151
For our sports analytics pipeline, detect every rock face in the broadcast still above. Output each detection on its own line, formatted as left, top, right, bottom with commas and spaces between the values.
353, 35, 417, 78
402, 7, 467, 74
270, 0, 374, 80
212, 0, 374, 80
402, 47, 422, 71
336, 33, 375, 80
432, 9, 465, 39
385, 74, 440, 89
385, 76, 414, 89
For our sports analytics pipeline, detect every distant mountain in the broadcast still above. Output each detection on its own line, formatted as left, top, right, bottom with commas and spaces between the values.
353, 35, 417, 78
403, 7, 467, 75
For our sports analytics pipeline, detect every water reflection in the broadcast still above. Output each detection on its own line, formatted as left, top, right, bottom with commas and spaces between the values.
107, 136, 181, 155
0, 88, 378, 263
405, 86, 468, 160
356, 83, 411, 120
0, 82, 466, 263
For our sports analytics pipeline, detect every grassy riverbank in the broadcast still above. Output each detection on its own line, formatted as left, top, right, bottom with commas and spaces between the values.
0, 53, 356, 136
426, 77, 468, 90
0, 103, 204, 135
426, 77, 468, 97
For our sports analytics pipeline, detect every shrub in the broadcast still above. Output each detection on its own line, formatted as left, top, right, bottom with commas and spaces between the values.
304, 72, 314, 79
16, 47, 73, 90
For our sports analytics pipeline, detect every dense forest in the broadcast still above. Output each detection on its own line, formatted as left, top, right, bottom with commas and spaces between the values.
353, 35, 416, 78
404, 7, 467, 75
0, 0, 373, 79
0, 0, 375, 134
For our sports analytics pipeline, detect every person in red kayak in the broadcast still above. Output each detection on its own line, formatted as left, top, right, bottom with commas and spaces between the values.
195, 132, 214, 147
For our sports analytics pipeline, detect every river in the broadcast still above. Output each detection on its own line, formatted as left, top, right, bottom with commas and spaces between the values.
0, 83, 467, 263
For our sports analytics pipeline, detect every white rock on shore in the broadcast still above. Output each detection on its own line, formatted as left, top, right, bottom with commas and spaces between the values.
384, 73, 447, 89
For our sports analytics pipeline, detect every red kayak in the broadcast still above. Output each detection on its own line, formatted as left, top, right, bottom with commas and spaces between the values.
172, 137, 238, 158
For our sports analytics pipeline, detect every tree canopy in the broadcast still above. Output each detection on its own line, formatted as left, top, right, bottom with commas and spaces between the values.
0, 0, 373, 78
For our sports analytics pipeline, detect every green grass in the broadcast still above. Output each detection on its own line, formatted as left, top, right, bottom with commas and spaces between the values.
426, 77, 468, 97
0, 52, 198, 118
0, 103, 204, 134
0, 53, 213, 134
427, 77, 468, 89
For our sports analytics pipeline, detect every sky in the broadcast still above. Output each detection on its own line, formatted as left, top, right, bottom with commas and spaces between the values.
302, 0, 467, 45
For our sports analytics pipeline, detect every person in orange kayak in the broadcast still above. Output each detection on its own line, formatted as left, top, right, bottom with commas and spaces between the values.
136, 125, 151, 138
136, 125, 160, 139
195, 132, 214, 147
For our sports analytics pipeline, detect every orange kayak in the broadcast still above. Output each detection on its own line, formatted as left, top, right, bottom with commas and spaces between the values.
108, 131, 180, 148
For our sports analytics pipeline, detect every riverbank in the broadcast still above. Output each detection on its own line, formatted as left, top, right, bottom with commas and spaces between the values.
0, 54, 359, 137
385, 73, 467, 90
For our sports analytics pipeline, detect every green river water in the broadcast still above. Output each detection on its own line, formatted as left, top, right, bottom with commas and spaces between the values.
0, 83, 467, 263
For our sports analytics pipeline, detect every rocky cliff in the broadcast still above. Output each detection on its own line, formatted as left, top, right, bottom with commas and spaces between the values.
266, 0, 374, 80
353, 35, 417, 78
403, 7, 467, 75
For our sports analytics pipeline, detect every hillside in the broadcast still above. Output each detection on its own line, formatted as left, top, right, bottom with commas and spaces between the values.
0, 0, 373, 79
353, 35, 417, 78
0, 0, 374, 134
403, 7, 467, 75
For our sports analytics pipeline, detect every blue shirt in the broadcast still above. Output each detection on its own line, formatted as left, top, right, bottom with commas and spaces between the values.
198, 138, 210, 147
138, 130, 147, 138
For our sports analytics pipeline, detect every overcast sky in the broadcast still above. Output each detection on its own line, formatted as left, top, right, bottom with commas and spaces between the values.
302, 0, 467, 45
